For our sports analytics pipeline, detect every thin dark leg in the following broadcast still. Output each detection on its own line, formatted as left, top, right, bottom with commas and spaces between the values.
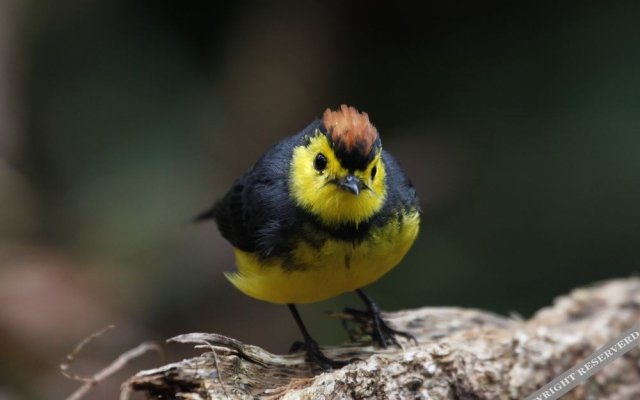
354, 289, 417, 348
287, 304, 347, 370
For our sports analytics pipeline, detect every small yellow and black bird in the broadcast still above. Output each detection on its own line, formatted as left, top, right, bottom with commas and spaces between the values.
197, 105, 420, 369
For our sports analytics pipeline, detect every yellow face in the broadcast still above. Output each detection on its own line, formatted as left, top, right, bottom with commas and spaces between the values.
289, 130, 387, 226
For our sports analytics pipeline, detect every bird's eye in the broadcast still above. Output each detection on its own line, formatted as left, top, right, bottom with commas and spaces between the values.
314, 153, 327, 171
371, 165, 377, 180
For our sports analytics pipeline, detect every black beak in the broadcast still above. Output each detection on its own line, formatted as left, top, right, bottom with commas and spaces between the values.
336, 175, 364, 195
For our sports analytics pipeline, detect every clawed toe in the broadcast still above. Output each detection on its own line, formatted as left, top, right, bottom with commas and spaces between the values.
376, 318, 417, 347
288, 304, 349, 370
343, 290, 418, 348
290, 338, 348, 370
288, 340, 305, 353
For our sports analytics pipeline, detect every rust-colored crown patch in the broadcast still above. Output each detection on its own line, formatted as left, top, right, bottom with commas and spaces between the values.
322, 105, 379, 156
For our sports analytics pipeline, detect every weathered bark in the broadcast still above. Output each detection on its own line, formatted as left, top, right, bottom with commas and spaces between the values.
124, 278, 640, 399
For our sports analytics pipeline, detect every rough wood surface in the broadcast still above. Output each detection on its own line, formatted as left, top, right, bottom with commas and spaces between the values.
124, 278, 640, 399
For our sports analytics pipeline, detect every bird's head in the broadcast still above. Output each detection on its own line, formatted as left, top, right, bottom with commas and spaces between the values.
290, 105, 387, 226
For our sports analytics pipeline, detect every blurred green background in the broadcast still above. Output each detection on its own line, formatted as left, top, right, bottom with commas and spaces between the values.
1, 1, 639, 398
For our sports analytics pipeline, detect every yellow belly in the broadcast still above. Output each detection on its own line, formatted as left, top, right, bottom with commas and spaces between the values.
225, 210, 420, 304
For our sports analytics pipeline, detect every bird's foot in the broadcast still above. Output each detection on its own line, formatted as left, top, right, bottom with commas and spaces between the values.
288, 338, 348, 370
343, 306, 417, 348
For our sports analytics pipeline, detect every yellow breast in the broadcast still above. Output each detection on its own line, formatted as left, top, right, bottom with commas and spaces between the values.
225, 209, 420, 304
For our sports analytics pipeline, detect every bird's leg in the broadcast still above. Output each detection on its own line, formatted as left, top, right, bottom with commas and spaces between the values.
350, 289, 417, 348
287, 304, 348, 370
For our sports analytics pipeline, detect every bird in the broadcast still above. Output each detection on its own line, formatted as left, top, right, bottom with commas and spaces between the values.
197, 105, 421, 369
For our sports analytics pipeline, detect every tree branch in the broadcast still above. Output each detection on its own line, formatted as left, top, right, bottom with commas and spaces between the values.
124, 278, 640, 399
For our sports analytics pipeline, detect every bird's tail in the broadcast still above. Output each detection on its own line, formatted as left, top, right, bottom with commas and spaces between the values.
193, 205, 217, 223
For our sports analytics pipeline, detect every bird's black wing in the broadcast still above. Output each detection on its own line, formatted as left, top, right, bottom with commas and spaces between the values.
199, 120, 322, 258
378, 150, 420, 217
